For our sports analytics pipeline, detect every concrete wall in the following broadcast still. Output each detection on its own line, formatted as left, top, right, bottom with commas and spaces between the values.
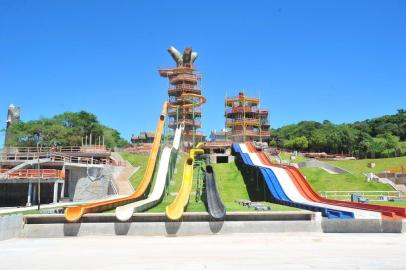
298, 160, 351, 174
208, 155, 235, 164
21, 212, 322, 237
322, 219, 406, 233
0, 214, 23, 241
3, 212, 406, 240
394, 176, 406, 185
67, 165, 117, 201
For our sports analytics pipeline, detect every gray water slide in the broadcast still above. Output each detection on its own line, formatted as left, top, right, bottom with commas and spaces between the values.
205, 165, 226, 219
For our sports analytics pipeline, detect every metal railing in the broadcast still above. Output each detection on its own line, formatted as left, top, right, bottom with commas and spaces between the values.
0, 169, 64, 179
226, 130, 271, 137
0, 152, 125, 167
225, 96, 260, 103
386, 166, 406, 174
226, 118, 266, 126
2, 145, 109, 154
320, 190, 406, 201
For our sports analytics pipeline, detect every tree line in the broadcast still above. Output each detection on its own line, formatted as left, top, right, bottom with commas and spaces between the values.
4, 111, 128, 149
270, 109, 406, 158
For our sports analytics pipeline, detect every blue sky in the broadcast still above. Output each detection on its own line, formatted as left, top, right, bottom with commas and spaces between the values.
1, 0, 405, 146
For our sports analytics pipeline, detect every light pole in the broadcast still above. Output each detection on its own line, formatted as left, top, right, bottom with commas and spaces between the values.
37, 142, 41, 211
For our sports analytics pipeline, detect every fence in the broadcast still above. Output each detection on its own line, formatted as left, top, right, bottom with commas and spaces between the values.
0, 152, 125, 167
386, 166, 406, 174
2, 145, 109, 154
320, 190, 405, 201
0, 169, 64, 179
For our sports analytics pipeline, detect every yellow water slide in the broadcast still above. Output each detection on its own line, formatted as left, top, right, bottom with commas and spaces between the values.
166, 143, 204, 220
64, 101, 168, 222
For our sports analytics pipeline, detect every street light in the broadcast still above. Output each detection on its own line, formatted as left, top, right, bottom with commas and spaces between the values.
37, 142, 41, 211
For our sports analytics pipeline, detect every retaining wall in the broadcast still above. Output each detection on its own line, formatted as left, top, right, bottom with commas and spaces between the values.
0, 214, 23, 241
298, 160, 351, 174
2, 212, 406, 241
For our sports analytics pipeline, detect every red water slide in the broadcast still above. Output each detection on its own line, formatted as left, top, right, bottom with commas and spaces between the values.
246, 143, 406, 219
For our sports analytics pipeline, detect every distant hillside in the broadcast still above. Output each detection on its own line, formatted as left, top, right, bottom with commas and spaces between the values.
271, 109, 406, 158
5, 111, 127, 148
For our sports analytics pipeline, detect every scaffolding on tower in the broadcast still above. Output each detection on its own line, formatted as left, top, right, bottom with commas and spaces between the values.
159, 47, 206, 148
225, 92, 271, 143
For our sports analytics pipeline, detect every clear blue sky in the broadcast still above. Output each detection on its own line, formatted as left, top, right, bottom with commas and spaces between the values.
1, 0, 405, 146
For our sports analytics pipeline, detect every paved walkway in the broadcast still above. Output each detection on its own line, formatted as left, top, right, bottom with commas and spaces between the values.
1, 233, 405, 269
111, 152, 137, 195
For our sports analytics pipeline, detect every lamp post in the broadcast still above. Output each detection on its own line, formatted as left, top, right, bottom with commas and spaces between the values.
37, 142, 41, 211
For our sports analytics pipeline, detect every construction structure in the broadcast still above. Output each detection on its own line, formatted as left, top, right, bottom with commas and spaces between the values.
4, 104, 20, 146
225, 92, 271, 143
159, 46, 206, 147
131, 131, 155, 144
0, 105, 131, 207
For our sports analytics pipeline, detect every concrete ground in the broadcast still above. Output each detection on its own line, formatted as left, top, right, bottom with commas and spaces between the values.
1, 233, 405, 270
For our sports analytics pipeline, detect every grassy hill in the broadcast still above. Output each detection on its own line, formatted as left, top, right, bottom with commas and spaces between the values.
326, 156, 406, 175
120, 152, 406, 212
120, 151, 298, 212
120, 152, 149, 188
300, 167, 393, 192
301, 156, 406, 192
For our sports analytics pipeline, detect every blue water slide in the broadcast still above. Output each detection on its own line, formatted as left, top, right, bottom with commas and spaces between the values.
233, 145, 353, 219
263, 166, 353, 219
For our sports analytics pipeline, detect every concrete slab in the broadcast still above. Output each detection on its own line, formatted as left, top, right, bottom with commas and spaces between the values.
1, 233, 406, 269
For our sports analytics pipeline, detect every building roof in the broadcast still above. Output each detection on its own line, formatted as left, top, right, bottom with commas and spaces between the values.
131, 131, 155, 141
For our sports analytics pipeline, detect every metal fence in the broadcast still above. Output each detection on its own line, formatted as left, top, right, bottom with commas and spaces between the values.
320, 190, 405, 201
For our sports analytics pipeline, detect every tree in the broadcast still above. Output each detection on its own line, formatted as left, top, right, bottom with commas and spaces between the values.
369, 137, 386, 159
377, 133, 400, 157
283, 136, 308, 151
6, 111, 127, 148
269, 109, 406, 158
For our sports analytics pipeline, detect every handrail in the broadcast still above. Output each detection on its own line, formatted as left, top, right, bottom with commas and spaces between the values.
0, 152, 125, 167
0, 169, 64, 179
226, 130, 271, 137
225, 96, 260, 102
320, 190, 405, 201
2, 145, 109, 154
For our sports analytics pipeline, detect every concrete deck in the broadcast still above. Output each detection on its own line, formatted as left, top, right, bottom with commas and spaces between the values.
1, 233, 405, 269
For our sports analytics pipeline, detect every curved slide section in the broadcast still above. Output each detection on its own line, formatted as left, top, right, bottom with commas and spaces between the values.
166, 144, 204, 220
205, 165, 226, 219
64, 102, 168, 222
115, 125, 184, 221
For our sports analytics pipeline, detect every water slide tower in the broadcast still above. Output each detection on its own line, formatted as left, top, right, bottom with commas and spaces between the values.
159, 46, 206, 147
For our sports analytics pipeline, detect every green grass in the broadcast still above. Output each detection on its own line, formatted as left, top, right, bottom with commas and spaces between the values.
148, 155, 299, 213
326, 156, 406, 175
0, 209, 41, 216
279, 151, 308, 163
146, 153, 189, 212
372, 201, 406, 208
211, 162, 299, 212
147, 154, 217, 212
120, 152, 149, 188
300, 167, 394, 192
298, 156, 406, 193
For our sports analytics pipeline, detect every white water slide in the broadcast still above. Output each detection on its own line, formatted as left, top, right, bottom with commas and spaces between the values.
115, 125, 183, 221
239, 144, 381, 219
